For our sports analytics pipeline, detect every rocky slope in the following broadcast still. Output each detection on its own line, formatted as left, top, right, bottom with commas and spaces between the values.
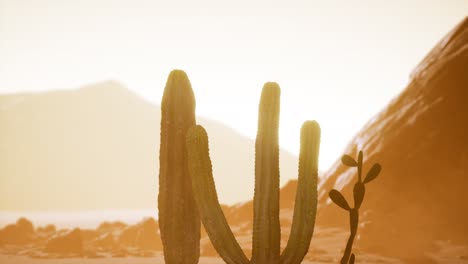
316, 16, 468, 259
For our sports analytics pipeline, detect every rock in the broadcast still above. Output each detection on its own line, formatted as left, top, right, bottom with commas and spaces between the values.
114, 217, 162, 251
80, 229, 99, 243
116, 225, 138, 247
97, 221, 127, 234
37, 225, 56, 235
16, 218, 34, 235
0, 218, 35, 246
34, 225, 57, 246
134, 217, 162, 250
316, 17, 468, 259
93, 232, 116, 250
45, 228, 83, 254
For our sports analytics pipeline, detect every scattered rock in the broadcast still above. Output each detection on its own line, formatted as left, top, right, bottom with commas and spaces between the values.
0, 218, 35, 246
116, 225, 138, 247
16, 218, 34, 235
93, 232, 116, 250
97, 221, 127, 234
45, 228, 83, 254
134, 217, 162, 250
36, 224, 56, 235
80, 229, 99, 243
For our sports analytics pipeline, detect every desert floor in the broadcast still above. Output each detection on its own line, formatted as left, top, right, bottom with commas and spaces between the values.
2, 220, 468, 264
0, 254, 394, 264
0, 255, 223, 264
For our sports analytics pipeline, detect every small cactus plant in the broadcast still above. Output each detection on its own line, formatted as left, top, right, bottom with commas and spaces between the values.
328, 151, 381, 264
186, 83, 321, 264
158, 70, 200, 264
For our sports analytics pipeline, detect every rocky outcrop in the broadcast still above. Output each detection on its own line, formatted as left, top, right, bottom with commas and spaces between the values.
93, 233, 116, 250
316, 16, 468, 259
134, 218, 162, 250
45, 228, 83, 254
0, 218, 35, 246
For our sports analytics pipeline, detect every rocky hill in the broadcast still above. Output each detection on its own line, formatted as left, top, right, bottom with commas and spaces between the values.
0, 81, 298, 210
316, 16, 468, 259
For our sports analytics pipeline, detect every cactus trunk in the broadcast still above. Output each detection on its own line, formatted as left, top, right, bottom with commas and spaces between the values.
252, 83, 281, 264
158, 70, 200, 264
186, 126, 250, 264
280, 121, 320, 264
330, 151, 382, 263
185, 82, 321, 264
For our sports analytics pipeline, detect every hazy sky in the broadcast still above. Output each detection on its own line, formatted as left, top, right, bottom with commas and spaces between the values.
1, 0, 467, 171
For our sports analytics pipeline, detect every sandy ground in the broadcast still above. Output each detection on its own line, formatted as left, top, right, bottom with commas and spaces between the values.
2, 221, 467, 264
0, 255, 225, 264
0, 254, 395, 264
2, 247, 468, 264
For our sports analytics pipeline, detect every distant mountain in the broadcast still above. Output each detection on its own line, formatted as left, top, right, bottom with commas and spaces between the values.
0, 81, 298, 210
315, 17, 468, 258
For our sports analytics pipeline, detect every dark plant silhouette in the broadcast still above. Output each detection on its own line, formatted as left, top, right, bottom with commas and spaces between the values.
329, 151, 381, 264
185, 83, 321, 264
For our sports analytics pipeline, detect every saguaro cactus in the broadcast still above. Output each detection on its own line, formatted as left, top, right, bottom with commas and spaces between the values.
158, 70, 200, 264
186, 83, 321, 264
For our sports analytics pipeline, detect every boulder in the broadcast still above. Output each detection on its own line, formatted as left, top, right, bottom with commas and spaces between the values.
45, 228, 83, 254
115, 217, 162, 250
16, 218, 34, 235
37, 224, 56, 235
93, 232, 116, 250
0, 218, 35, 245
97, 221, 127, 234
134, 217, 162, 250
116, 225, 138, 247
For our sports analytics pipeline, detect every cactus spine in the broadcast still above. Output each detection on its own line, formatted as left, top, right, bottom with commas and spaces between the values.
186, 83, 321, 264
158, 70, 200, 264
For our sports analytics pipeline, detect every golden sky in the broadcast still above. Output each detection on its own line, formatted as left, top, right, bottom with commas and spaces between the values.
1, 0, 467, 170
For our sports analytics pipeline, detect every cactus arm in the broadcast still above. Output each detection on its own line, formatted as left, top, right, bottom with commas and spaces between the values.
186, 125, 250, 264
280, 121, 321, 264
252, 83, 281, 264
158, 70, 200, 264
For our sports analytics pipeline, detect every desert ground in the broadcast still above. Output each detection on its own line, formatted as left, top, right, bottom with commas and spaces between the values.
2, 216, 468, 263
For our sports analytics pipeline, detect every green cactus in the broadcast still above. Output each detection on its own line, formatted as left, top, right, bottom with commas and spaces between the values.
158, 70, 200, 264
186, 83, 321, 264
329, 151, 381, 264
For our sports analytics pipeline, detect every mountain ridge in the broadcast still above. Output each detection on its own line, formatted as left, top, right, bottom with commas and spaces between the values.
0, 81, 299, 210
